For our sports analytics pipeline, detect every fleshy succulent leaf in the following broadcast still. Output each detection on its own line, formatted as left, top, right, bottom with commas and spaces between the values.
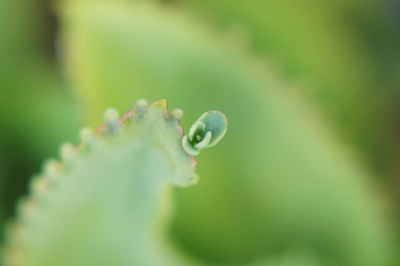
0, 99, 210, 266
195, 111, 228, 148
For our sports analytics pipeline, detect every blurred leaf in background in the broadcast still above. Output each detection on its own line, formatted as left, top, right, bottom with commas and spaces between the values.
59, 1, 396, 265
0, 0, 80, 236
175, 0, 400, 177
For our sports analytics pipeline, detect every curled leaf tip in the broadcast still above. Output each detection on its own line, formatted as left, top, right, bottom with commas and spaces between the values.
182, 111, 227, 156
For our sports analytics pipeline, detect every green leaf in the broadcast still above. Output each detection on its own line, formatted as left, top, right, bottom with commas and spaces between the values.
59, 1, 394, 265
176, 0, 399, 175
1, 100, 211, 266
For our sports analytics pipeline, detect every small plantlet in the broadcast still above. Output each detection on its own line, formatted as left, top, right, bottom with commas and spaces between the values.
182, 111, 228, 156
1, 99, 227, 266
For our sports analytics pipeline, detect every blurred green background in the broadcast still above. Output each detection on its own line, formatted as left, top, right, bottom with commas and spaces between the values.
0, 0, 399, 265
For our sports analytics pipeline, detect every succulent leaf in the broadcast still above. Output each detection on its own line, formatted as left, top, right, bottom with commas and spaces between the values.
0, 100, 212, 266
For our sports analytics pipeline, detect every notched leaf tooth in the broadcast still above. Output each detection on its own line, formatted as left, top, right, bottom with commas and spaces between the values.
30, 175, 50, 198
104, 107, 119, 122
43, 159, 60, 180
149, 99, 168, 115
171, 108, 183, 121
80, 127, 94, 148
134, 98, 149, 116
135, 98, 149, 108
171, 108, 185, 136
59, 142, 75, 164
103, 108, 120, 133
126, 98, 149, 121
